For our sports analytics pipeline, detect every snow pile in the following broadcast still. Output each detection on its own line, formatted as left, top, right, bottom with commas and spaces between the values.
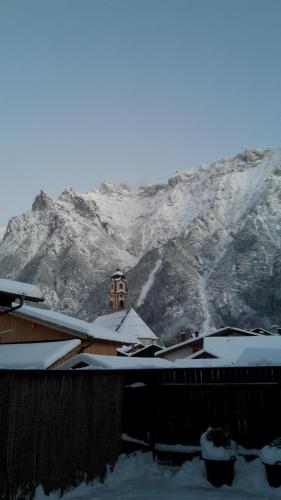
261, 439, 281, 465
200, 428, 236, 461
33, 452, 281, 499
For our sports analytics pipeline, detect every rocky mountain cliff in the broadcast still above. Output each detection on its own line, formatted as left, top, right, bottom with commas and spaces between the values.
1, 147, 281, 339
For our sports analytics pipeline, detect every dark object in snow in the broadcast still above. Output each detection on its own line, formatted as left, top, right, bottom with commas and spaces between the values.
262, 437, 281, 487
264, 463, 281, 487
201, 428, 236, 487
204, 458, 236, 487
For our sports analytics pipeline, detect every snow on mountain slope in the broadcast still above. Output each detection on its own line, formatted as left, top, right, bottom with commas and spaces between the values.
0, 147, 280, 338
0, 227, 6, 241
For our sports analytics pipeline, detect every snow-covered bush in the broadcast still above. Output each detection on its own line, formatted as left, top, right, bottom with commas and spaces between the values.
261, 437, 281, 465
200, 428, 236, 461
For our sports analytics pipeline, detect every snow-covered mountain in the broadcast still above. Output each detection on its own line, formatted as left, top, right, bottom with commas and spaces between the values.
1, 147, 281, 339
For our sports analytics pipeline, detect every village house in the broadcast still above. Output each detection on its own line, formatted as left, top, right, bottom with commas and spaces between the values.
154, 326, 276, 361
0, 270, 158, 368
186, 336, 281, 363
117, 343, 163, 357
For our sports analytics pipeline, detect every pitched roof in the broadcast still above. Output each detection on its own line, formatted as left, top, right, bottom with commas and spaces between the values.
0, 279, 43, 302
237, 347, 281, 366
155, 326, 262, 357
204, 336, 281, 361
92, 307, 158, 341
92, 309, 128, 330
251, 327, 275, 336
15, 305, 137, 344
55, 353, 172, 370
117, 308, 158, 340
0, 339, 81, 369
128, 344, 163, 357
188, 348, 219, 359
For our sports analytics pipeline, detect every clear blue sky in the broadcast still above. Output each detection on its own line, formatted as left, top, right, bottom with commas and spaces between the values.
0, 0, 280, 225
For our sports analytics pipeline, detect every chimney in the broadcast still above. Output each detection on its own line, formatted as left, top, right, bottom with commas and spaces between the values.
178, 328, 193, 343
179, 332, 187, 343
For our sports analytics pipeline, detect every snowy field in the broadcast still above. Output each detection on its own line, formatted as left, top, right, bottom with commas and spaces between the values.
34, 452, 281, 500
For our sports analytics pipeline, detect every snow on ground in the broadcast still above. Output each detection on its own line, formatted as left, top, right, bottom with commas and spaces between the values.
34, 452, 281, 500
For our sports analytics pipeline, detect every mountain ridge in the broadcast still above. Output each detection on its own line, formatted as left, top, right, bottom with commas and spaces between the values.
1, 147, 281, 339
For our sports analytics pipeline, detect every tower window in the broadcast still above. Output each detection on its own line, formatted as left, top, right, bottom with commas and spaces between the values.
119, 300, 124, 309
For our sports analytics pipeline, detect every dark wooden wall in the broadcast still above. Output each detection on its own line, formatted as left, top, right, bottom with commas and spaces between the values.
0, 314, 123, 358
0, 314, 71, 343
0, 371, 123, 499
122, 366, 281, 450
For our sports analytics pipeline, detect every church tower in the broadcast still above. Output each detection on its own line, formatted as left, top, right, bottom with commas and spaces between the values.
108, 267, 128, 311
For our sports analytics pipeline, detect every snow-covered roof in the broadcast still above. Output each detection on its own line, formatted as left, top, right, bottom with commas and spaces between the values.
188, 348, 219, 359
55, 353, 172, 370
88, 324, 137, 344
251, 327, 275, 335
16, 305, 89, 335
111, 269, 126, 279
0, 339, 81, 369
173, 358, 234, 368
127, 344, 163, 357
204, 336, 281, 362
237, 347, 281, 366
93, 309, 128, 329
118, 308, 158, 340
15, 305, 137, 344
0, 279, 43, 302
155, 326, 262, 357
92, 307, 158, 341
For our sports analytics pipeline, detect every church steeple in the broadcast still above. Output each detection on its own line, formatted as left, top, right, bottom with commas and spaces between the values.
108, 267, 128, 311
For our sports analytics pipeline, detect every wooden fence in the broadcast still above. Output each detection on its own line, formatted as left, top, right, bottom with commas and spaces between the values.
0, 370, 123, 499
122, 366, 281, 450
0, 366, 281, 498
